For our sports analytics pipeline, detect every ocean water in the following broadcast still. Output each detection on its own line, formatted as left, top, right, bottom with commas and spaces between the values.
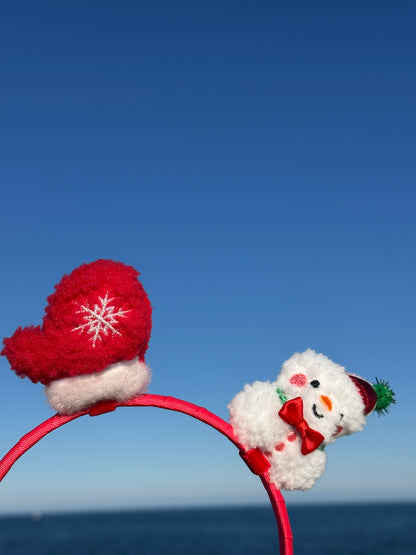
0, 503, 414, 554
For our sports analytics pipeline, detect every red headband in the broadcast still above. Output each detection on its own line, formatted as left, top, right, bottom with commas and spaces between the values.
0, 394, 293, 555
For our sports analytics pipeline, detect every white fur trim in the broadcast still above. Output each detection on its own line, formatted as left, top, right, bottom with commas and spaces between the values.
45, 358, 151, 414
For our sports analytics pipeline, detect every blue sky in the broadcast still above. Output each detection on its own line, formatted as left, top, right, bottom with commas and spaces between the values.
0, 1, 415, 514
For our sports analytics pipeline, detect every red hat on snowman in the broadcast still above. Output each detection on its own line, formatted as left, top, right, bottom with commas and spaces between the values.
2, 259, 152, 414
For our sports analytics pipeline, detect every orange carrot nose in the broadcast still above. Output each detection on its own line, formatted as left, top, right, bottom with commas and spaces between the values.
320, 395, 333, 411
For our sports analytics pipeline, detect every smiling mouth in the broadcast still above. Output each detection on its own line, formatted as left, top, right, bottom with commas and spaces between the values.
312, 404, 324, 418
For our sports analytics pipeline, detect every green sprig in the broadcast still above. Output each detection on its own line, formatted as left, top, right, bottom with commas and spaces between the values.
276, 387, 288, 405
372, 378, 396, 416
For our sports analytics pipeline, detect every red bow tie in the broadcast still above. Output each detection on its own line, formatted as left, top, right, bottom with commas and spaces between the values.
278, 397, 324, 455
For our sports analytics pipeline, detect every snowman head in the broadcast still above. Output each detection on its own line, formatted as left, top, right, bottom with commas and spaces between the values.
275, 349, 378, 444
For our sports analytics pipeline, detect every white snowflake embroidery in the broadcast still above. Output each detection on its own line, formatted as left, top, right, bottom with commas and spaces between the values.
73, 292, 131, 347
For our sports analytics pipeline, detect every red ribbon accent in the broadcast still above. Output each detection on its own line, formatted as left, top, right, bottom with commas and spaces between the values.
88, 400, 118, 416
278, 397, 324, 455
240, 447, 271, 475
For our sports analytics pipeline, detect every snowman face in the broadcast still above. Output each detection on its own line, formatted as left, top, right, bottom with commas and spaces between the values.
276, 350, 366, 443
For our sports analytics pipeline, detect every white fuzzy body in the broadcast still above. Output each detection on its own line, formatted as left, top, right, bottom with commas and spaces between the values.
45, 358, 151, 414
229, 349, 368, 490
229, 380, 326, 490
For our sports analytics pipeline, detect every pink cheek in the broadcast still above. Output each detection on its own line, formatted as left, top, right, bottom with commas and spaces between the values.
289, 373, 307, 388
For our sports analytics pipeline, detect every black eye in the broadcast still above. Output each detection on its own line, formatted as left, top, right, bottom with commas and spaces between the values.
310, 380, 320, 388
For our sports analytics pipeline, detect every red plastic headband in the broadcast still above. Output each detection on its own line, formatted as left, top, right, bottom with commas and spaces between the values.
0, 394, 293, 555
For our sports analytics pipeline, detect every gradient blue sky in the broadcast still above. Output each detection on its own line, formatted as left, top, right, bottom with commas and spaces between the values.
0, 1, 415, 514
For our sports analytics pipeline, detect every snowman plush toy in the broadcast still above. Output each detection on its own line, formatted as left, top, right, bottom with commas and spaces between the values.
229, 349, 395, 490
